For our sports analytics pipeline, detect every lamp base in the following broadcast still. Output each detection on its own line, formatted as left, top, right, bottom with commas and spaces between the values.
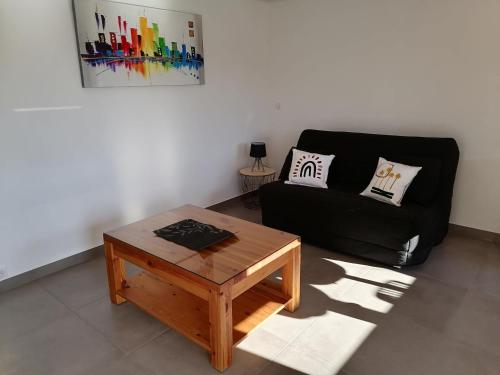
251, 157, 265, 172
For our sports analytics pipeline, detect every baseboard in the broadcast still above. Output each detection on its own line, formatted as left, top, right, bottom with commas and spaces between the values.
0, 245, 103, 294
206, 191, 255, 211
449, 224, 500, 245
0, 194, 255, 294
1, 195, 497, 294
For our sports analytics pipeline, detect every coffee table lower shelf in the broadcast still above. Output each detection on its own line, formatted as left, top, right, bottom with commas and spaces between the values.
117, 271, 290, 351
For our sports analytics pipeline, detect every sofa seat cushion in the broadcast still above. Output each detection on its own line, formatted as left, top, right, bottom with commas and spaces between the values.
260, 181, 440, 252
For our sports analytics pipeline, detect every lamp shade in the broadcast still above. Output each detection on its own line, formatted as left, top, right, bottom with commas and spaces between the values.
250, 142, 266, 158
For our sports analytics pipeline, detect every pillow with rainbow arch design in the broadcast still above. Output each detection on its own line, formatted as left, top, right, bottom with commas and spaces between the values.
286, 149, 335, 189
361, 157, 422, 206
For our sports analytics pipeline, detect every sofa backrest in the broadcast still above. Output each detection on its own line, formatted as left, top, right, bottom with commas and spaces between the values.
279, 130, 460, 206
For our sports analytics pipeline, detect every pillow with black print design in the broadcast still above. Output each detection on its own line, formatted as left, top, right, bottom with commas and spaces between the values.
285, 149, 335, 189
361, 157, 422, 206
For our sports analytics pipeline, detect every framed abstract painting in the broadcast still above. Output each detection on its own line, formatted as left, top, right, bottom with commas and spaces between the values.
73, 0, 204, 87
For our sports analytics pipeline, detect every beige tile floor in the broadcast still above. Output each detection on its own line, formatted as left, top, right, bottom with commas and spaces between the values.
1, 199, 499, 375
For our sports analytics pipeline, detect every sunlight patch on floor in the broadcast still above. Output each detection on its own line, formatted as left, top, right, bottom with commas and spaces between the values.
313, 259, 416, 313
238, 259, 417, 374
326, 259, 416, 285
239, 311, 376, 375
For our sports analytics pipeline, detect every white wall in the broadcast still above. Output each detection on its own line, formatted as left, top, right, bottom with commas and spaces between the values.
2, 0, 500, 281
0, 0, 271, 280
266, 0, 500, 233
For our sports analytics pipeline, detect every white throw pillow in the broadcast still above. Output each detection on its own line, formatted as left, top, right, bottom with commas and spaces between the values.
361, 157, 422, 206
286, 149, 335, 188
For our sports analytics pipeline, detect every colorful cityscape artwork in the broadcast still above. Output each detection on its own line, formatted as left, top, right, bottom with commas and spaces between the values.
73, 0, 204, 87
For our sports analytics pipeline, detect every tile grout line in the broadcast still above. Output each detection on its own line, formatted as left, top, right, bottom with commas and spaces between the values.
407, 266, 479, 293
0, 284, 76, 352
355, 273, 500, 362
123, 328, 172, 359
69, 295, 172, 356
256, 315, 320, 375
40, 282, 173, 358
40, 284, 125, 355
254, 264, 378, 374
256, 265, 413, 375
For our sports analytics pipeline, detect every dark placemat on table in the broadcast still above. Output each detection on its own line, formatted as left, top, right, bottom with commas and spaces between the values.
154, 219, 235, 250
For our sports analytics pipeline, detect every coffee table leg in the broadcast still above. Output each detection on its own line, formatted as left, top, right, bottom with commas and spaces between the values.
282, 244, 301, 312
104, 241, 126, 305
209, 285, 233, 372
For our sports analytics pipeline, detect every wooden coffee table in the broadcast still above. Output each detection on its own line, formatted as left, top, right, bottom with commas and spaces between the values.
103, 205, 300, 372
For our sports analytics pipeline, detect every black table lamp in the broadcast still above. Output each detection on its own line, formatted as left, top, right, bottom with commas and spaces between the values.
250, 142, 267, 172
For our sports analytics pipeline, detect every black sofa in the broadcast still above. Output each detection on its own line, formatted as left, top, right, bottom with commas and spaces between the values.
260, 130, 460, 266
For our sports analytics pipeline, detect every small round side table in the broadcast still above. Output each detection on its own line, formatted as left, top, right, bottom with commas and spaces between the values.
239, 167, 277, 208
